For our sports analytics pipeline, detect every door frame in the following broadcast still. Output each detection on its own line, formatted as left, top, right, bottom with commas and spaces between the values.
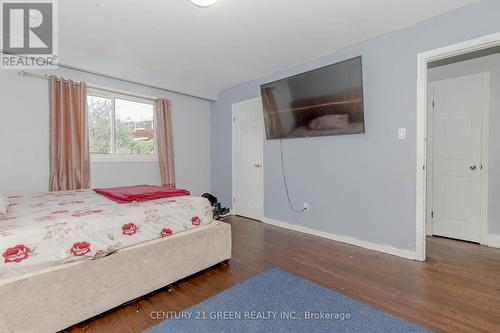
231, 97, 265, 220
425, 73, 490, 244
416, 32, 500, 261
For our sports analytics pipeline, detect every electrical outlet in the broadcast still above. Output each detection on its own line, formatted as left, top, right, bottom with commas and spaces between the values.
303, 203, 309, 211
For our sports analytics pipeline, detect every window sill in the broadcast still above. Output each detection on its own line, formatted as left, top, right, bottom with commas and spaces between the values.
91, 154, 158, 163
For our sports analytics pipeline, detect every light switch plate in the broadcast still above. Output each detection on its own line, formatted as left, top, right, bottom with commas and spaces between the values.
398, 128, 407, 140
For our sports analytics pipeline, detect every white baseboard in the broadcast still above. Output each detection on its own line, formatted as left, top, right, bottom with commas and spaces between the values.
262, 217, 417, 260
487, 234, 500, 248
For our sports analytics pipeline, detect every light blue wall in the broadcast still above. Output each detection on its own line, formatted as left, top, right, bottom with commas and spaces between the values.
210, 0, 500, 251
0, 68, 211, 196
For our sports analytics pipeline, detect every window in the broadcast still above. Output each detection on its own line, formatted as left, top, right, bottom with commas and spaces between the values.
134, 121, 146, 131
87, 89, 156, 161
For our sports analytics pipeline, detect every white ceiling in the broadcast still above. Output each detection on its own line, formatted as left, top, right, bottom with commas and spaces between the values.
59, 0, 478, 100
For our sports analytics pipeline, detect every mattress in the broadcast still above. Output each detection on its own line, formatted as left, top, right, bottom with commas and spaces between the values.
0, 190, 213, 280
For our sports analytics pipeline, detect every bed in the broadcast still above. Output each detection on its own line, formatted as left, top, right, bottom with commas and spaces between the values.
0, 190, 232, 333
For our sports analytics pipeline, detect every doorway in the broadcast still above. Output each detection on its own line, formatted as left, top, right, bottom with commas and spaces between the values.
231, 97, 265, 221
416, 32, 500, 260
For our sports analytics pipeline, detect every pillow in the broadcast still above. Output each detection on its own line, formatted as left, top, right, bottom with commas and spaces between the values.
308, 114, 349, 131
0, 195, 9, 219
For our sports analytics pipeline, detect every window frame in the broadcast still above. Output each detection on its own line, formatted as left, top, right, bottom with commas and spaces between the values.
87, 88, 158, 163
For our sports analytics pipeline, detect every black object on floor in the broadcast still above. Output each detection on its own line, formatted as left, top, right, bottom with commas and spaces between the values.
202, 193, 230, 220
219, 207, 230, 218
202, 193, 218, 206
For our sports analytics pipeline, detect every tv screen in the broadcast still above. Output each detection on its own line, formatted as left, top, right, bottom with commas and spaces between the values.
260, 56, 365, 140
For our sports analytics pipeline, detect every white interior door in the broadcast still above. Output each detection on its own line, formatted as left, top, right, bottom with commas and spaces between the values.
430, 73, 488, 243
232, 98, 264, 220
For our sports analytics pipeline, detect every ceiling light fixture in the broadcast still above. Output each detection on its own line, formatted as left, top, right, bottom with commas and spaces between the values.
189, 0, 217, 8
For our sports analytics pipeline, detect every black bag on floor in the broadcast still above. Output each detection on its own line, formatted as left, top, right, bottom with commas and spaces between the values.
202, 193, 218, 207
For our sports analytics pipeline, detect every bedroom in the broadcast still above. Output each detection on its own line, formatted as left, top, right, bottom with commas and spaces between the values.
1, 0, 499, 332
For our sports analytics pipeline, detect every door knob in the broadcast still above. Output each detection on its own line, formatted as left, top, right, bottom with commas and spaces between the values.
254, 163, 261, 168
470, 165, 477, 170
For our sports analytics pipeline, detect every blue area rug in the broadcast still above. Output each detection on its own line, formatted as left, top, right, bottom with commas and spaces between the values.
147, 268, 430, 333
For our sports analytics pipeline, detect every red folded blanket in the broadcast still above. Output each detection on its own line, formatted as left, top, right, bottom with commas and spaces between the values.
94, 185, 190, 204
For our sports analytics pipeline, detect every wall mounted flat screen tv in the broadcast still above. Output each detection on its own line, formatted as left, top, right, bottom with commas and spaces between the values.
260, 56, 365, 140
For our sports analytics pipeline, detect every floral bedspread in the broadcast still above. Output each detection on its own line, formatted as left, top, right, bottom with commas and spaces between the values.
0, 190, 213, 280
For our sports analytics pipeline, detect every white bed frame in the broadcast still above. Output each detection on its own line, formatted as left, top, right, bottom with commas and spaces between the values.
0, 221, 232, 333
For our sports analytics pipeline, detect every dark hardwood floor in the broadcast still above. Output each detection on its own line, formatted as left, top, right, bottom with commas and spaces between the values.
66, 216, 500, 333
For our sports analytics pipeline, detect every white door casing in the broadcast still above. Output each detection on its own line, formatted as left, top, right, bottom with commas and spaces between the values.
428, 73, 489, 243
232, 97, 264, 220
416, 32, 500, 261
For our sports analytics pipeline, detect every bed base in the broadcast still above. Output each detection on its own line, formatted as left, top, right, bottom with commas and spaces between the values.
0, 222, 231, 333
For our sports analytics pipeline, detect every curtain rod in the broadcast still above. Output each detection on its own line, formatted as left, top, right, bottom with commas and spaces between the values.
18, 71, 161, 101
3, 50, 214, 102
17, 69, 214, 102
